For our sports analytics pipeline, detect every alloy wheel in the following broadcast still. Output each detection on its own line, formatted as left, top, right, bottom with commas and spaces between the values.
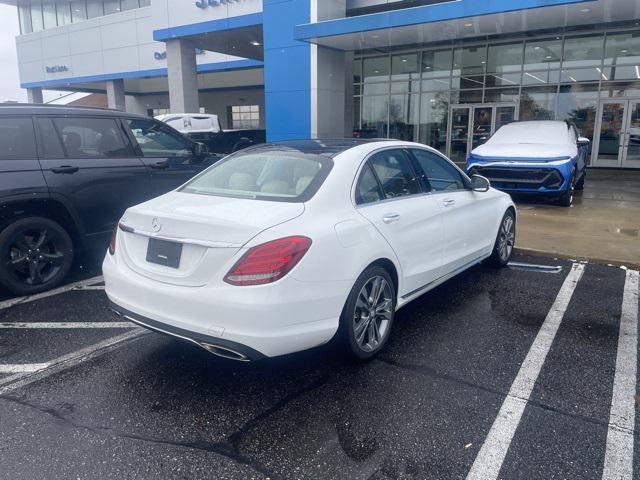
498, 215, 515, 262
7, 227, 66, 286
352, 276, 393, 352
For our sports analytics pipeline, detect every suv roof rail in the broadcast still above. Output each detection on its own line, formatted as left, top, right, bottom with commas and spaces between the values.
0, 103, 119, 112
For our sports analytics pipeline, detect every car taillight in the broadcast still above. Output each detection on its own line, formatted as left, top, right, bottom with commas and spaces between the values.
108, 226, 117, 255
224, 236, 312, 286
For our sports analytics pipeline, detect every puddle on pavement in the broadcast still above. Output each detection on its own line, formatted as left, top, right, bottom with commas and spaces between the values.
615, 228, 639, 237
508, 262, 563, 274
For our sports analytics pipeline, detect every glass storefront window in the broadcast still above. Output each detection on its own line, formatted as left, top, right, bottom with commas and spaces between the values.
419, 92, 449, 153
18, 5, 33, 34
121, 0, 139, 10
453, 46, 486, 76
139, 0, 151, 5
604, 32, 640, 66
524, 38, 562, 71
103, 0, 121, 14
601, 82, 640, 99
606, 65, 640, 82
389, 94, 419, 141
452, 76, 484, 90
484, 88, 520, 103
353, 97, 361, 132
391, 81, 420, 94
563, 34, 604, 68
485, 72, 521, 88
87, 1, 104, 17
362, 96, 388, 138
519, 86, 557, 120
560, 67, 604, 83
487, 42, 523, 73
451, 89, 483, 104
57, 2, 73, 25
42, 2, 57, 29
363, 83, 389, 96
523, 70, 560, 86
422, 78, 450, 92
363, 57, 390, 83
422, 49, 452, 78
353, 59, 362, 84
31, 0, 44, 32
557, 83, 599, 141
71, 1, 87, 21
391, 53, 420, 81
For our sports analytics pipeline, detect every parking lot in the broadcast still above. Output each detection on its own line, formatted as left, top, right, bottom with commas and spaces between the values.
0, 253, 637, 479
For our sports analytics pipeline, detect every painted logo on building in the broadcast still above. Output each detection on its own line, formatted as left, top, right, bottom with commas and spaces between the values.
195, 0, 245, 9
46, 65, 69, 74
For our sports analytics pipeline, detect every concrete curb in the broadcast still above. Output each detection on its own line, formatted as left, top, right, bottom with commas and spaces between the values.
514, 247, 640, 270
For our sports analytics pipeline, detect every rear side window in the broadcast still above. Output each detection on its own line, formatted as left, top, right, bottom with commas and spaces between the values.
53, 117, 133, 158
127, 119, 193, 157
36, 118, 65, 158
355, 163, 384, 205
0, 117, 36, 160
411, 149, 466, 191
368, 149, 421, 199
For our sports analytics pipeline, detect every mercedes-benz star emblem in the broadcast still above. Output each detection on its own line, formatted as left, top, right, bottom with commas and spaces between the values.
151, 218, 161, 232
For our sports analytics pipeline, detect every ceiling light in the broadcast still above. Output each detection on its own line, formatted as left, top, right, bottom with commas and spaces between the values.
635, 65, 640, 79
546, 55, 552, 59
464, 23, 473, 27
371, 35, 379, 39
534, 46, 541, 50
621, 49, 628, 53
569, 76, 577, 82
580, 8, 590, 12
525, 72, 546, 84
250, 41, 261, 46
401, 58, 407, 62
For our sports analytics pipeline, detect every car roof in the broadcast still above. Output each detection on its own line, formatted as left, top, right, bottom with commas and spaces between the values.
242, 138, 397, 157
0, 103, 148, 118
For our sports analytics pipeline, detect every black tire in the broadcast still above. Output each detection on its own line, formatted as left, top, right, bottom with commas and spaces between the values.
339, 266, 396, 360
558, 171, 575, 207
575, 171, 586, 191
486, 210, 516, 267
0, 217, 74, 296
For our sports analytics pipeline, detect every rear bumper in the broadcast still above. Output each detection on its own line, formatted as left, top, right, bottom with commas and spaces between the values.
103, 253, 348, 359
466, 158, 574, 194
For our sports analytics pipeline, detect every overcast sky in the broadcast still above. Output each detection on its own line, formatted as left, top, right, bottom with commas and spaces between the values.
0, 6, 26, 102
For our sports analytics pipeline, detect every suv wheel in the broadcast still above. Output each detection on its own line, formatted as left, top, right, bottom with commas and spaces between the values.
0, 217, 74, 296
558, 171, 575, 207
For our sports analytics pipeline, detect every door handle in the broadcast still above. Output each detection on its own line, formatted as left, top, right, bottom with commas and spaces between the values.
149, 161, 169, 170
50, 166, 79, 174
442, 198, 456, 207
382, 214, 400, 224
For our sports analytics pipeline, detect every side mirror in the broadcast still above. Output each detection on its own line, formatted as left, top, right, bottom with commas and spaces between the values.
471, 174, 491, 192
578, 137, 591, 146
193, 142, 210, 157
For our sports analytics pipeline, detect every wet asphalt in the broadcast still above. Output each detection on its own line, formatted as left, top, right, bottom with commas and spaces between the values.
0, 253, 637, 480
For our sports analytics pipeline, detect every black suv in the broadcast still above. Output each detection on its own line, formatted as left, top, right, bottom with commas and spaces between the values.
0, 104, 221, 295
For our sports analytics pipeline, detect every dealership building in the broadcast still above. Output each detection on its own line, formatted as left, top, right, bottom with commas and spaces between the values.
3, 0, 640, 169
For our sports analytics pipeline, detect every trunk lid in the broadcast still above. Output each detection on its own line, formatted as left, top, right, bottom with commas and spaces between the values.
119, 191, 304, 286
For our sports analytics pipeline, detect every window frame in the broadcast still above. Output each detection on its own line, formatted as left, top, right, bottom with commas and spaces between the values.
353, 146, 428, 207
407, 147, 472, 193
123, 117, 195, 158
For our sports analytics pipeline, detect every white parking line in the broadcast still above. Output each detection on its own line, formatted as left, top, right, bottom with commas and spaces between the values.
602, 269, 639, 480
0, 322, 135, 329
0, 275, 104, 311
466, 263, 585, 480
0, 363, 51, 374
0, 329, 147, 395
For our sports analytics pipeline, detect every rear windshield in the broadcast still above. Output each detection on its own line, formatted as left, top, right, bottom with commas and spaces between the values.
180, 150, 333, 202
488, 123, 569, 145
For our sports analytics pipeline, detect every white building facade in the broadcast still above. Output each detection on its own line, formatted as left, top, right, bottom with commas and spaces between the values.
4, 0, 640, 168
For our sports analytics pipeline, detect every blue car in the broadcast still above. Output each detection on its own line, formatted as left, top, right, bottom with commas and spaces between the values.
466, 121, 590, 207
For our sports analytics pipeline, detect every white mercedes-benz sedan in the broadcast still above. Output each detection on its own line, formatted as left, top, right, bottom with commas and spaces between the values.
104, 140, 515, 361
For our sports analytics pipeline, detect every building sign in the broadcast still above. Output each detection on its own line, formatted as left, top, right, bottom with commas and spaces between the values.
154, 49, 206, 60
46, 65, 69, 74
195, 0, 246, 9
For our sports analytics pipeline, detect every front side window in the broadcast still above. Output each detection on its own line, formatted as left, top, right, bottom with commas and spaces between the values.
411, 149, 466, 192
368, 149, 421, 199
127, 119, 193, 157
180, 149, 331, 202
53, 117, 132, 158
0, 117, 36, 160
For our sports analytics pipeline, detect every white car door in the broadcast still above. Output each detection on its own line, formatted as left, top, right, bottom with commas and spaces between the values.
355, 148, 444, 296
410, 148, 495, 275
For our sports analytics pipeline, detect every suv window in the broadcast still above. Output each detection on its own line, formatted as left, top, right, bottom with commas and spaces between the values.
127, 119, 193, 157
36, 118, 65, 158
411, 149, 466, 192
355, 163, 384, 205
368, 149, 421, 199
53, 117, 132, 158
0, 117, 36, 160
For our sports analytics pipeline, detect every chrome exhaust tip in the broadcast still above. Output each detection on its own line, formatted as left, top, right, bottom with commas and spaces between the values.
200, 343, 251, 362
